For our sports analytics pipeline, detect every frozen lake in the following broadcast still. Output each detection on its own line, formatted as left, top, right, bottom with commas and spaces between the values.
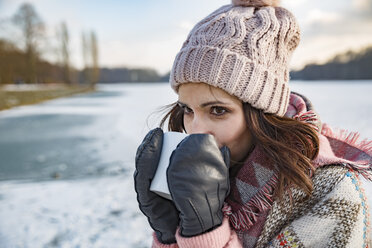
0, 81, 371, 247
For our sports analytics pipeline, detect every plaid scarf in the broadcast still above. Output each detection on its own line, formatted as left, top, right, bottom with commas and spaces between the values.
222, 92, 372, 247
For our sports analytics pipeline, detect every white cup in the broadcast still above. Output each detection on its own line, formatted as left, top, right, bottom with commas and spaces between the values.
150, 131, 189, 200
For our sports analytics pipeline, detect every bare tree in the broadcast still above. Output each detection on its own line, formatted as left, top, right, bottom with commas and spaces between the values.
58, 22, 71, 84
12, 3, 44, 83
81, 32, 88, 70
90, 31, 99, 86
81, 31, 90, 83
81, 30, 99, 85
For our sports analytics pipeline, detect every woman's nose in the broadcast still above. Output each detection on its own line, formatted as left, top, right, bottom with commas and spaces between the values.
188, 117, 212, 135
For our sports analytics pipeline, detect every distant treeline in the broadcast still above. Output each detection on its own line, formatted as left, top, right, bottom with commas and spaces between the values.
0, 39, 99, 85
0, 38, 169, 84
99, 68, 169, 83
291, 46, 372, 80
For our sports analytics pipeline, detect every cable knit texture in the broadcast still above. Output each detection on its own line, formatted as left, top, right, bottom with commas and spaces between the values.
170, 1, 300, 116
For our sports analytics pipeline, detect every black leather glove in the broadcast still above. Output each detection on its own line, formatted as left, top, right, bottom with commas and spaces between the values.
134, 128, 179, 244
167, 134, 230, 237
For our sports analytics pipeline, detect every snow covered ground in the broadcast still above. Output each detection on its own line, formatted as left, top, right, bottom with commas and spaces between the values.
0, 176, 150, 248
0, 81, 371, 247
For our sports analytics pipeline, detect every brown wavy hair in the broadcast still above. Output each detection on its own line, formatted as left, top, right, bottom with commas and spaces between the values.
159, 101, 319, 198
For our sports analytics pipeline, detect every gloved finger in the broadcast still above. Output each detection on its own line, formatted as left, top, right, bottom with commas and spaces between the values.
134, 128, 163, 202
140, 196, 179, 242
220, 146, 230, 168
135, 127, 163, 178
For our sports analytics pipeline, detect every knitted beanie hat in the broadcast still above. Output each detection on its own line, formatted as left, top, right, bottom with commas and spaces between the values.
170, 0, 300, 116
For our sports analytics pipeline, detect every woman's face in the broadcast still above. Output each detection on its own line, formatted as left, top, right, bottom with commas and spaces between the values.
178, 82, 253, 163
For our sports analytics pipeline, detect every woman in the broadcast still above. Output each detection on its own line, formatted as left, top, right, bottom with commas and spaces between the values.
134, 0, 372, 247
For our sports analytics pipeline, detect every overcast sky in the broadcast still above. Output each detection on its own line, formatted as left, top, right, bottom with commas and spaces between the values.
0, 0, 371, 74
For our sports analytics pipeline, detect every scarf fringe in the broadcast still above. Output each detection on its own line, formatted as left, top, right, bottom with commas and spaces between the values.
223, 175, 279, 230
321, 125, 372, 181
321, 125, 372, 156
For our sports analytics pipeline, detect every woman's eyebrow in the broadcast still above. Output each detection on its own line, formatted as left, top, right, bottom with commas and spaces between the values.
200, 101, 229, 108
177, 100, 230, 108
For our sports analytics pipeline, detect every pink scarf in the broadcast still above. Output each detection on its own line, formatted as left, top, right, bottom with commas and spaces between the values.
222, 93, 372, 247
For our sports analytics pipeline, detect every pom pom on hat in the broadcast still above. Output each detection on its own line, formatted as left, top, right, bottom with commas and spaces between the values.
232, 0, 280, 7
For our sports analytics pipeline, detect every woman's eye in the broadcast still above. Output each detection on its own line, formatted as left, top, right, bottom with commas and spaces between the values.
211, 106, 228, 116
182, 106, 193, 114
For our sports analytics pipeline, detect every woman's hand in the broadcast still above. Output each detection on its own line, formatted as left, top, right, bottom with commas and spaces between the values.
167, 134, 230, 237
134, 128, 179, 244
